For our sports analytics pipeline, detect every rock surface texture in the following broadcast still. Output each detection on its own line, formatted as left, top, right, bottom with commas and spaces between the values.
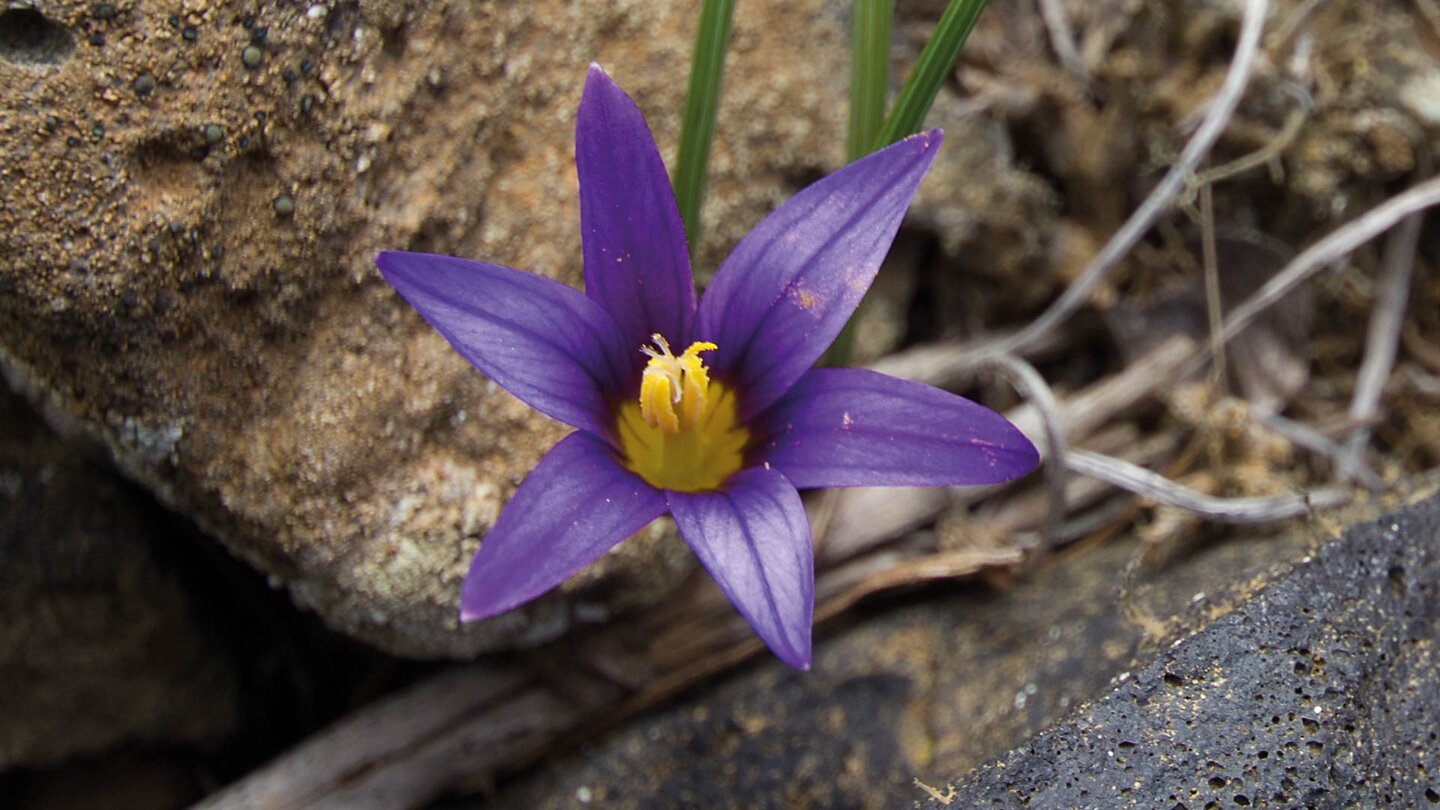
937, 492, 1440, 809
485, 492, 1440, 809
0, 0, 1058, 658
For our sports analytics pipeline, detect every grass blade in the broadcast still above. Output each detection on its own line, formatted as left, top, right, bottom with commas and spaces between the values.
827, 0, 988, 365
848, 0, 894, 161
877, 0, 987, 146
673, 0, 737, 256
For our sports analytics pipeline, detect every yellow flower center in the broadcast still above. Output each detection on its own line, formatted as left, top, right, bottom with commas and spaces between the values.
616, 334, 749, 492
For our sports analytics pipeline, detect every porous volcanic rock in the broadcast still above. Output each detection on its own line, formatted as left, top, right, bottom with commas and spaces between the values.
936, 492, 1440, 808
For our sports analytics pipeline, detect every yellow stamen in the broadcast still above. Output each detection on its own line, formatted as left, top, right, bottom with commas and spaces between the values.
621, 335, 746, 492
638, 335, 718, 434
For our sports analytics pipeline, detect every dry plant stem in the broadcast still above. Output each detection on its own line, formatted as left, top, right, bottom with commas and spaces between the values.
986, 431, 1172, 537
1066, 449, 1348, 522
1206, 176, 1440, 372
1260, 412, 1383, 490
989, 0, 1268, 359
1036, 0, 1088, 82
193, 666, 579, 810
1200, 183, 1227, 391
1189, 87, 1311, 191
987, 353, 1070, 546
825, 336, 1198, 562
1340, 209, 1424, 486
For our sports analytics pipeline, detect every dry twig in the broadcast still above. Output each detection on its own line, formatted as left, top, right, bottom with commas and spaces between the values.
1206, 177, 1440, 369
985, 353, 1070, 546
1260, 412, 1383, 491
1065, 450, 1348, 523
993, 0, 1268, 359
869, 0, 1269, 388
1036, 0, 1089, 83
1340, 207, 1425, 486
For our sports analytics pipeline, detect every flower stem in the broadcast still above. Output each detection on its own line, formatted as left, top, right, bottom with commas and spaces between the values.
847, 0, 893, 162
825, 0, 988, 366
673, 0, 737, 258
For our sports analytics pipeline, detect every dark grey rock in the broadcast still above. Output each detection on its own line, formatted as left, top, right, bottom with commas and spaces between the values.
940, 492, 1440, 809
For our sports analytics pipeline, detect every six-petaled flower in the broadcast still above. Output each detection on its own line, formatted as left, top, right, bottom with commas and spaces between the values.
376, 65, 1039, 670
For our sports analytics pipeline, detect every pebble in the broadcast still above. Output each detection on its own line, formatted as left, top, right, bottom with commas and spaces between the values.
241, 45, 263, 69
203, 124, 223, 145
133, 74, 157, 97
273, 194, 296, 216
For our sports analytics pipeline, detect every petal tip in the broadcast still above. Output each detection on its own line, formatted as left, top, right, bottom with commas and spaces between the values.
912, 128, 944, 156
997, 436, 1042, 483
782, 647, 813, 671
584, 62, 616, 92
374, 250, 408, 284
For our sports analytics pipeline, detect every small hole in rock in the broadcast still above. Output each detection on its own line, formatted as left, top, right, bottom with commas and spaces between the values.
0, 9, 75, 65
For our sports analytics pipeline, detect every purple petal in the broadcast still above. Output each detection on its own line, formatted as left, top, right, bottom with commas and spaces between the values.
577, 65, 695, 358
667, 468, 814, 670
753, 367, 1040, 489
694, 131, 942, 417
460, 432, 667, 621
377, 251, 630, 437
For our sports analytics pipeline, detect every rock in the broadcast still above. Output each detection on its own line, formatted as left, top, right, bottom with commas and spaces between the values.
936, 489, 1440, 809
483, 491, 1357, 807
487, 493, 1440, 808
0, 388, 236, 769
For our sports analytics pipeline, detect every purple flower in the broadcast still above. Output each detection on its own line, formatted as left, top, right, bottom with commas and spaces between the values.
376, 66, 1038, 670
